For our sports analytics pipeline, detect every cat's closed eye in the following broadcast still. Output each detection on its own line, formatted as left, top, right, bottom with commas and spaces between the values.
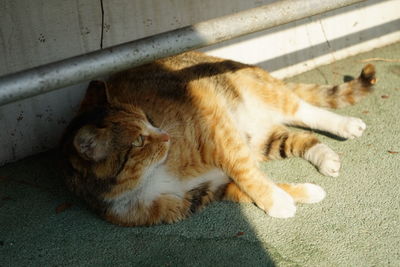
132, 135, 145, 147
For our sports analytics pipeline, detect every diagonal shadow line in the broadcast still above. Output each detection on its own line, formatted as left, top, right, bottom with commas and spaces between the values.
258, 19, 400, 72
202, 0, 393, 54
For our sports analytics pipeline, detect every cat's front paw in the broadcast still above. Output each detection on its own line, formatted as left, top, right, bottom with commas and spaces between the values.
338, 117, 366, 139
265, 186, 296, 218
301, 183, 326, 203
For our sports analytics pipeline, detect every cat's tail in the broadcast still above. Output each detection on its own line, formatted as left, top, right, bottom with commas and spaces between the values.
285, 64, 376, 108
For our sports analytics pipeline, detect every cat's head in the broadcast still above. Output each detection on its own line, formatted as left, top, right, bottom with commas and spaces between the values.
61, 81, 170, 199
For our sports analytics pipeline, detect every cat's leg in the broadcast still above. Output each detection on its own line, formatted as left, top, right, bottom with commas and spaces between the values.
196, 104, 296, 218
213, 129, 296, 218
288, 100, 366, 139
248, 64, 375, 139
263, 126, 341, 177
223, 182, 325, 204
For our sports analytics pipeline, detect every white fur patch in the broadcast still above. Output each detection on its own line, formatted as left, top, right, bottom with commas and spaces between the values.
304, 143, 341, 177
266, 186, 296, 218
291, 101, 343, 131
337, 117, 366, 139
301, 183, 326, 204
184, 169, 230, 192
291, 100, 366, 139
108, 166, 230, 217
231, 90, 284, 147
109, 165, 182, 216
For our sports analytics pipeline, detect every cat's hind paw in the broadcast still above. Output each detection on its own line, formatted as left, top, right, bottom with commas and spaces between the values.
317, 149, 341, 177
305, 143, 341, 177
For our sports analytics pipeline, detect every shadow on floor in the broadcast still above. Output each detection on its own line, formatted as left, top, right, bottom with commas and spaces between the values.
0, 151, 275, 266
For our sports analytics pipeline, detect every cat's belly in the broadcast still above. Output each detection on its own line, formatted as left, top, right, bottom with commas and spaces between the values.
232, 90, 284, 147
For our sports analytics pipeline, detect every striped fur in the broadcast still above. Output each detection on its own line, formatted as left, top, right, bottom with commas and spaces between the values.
61, 52, 376, 226
264, 126, 320, 160
285, 64, 376, 108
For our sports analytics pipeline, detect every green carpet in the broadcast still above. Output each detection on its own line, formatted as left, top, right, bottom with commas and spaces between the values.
1, 43, 399, 266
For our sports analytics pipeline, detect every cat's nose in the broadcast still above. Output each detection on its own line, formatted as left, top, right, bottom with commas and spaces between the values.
158, 133, 170, 142
150, 132, 170, 142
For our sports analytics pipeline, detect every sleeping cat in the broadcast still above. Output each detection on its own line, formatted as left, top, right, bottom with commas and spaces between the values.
60, 51, 376, 226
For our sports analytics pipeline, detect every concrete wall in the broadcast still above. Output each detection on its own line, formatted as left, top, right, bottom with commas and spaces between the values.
0, 0, 399, 165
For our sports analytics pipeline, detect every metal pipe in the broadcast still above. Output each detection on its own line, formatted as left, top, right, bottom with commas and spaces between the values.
0, 0, 366, 106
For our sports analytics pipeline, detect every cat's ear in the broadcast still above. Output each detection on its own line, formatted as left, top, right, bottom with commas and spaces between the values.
73, 125, 110, 162
79, 80, 112, 112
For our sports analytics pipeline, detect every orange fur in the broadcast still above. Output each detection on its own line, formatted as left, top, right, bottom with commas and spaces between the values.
263, 126, 320, 160
276, 183, 315, 203
224, 182, 321, 204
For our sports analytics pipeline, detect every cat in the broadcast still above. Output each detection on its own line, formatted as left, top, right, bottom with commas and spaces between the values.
60, 51, 376, 226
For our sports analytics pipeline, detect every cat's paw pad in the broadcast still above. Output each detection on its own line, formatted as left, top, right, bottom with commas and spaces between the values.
266, 186, 296, 218
339, 117, 366, 139
305, 144, 341, 177
302, 183, 326, 204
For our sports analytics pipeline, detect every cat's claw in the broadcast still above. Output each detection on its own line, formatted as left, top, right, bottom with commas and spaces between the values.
265, 186, 296, 218
339, 117, 366, 139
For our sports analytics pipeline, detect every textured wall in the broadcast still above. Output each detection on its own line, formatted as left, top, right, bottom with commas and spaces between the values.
0, 0, 399, 165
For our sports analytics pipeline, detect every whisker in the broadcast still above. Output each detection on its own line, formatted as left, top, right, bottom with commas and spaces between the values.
159, 117, 166, 129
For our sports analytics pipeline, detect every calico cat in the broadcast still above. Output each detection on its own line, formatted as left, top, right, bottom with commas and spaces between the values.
60, 51, 376, 226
